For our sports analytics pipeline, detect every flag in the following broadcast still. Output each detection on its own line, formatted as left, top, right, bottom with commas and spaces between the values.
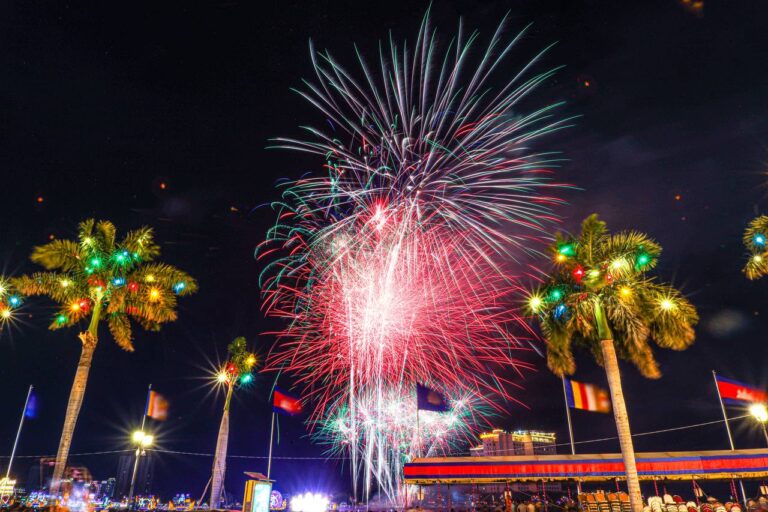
715, 375, 768, 405
564, 378, 611, 413
146, 390, 169, 421
24, 390, 37, 419
273, 388, 302, 416
416, 384, 449, 412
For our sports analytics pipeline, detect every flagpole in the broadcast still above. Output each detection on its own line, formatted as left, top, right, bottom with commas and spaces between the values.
5, 384, 33, 481
128, 384, 151, 505
416, 407, 421, 458
712, 371, 748, 506
561, 377, 581, 494
267, 411, 276, 480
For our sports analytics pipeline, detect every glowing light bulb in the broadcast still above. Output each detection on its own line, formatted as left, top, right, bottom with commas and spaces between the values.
240, 374, 253, 384
620, 286, 632, 297
558, 244, 575, 256
217, 372, 229, 383
60, 279, 71, 288
0, 285, 5, 295
660, 299, 675, 311
145, 274, 155, 283
588, 269, 600, 279
70, 302, 81, 312
528, 295, 543, 312
755, 234, 766, 247
750, 403, 768, 423
1, 309, 11, 319
149, 288, 160, 301
56, 314, 67, 324
636, 253, 651, 267
173, 282, 185, 293
90, 257, 101, 268
549, 289, 563, 301
610, 258, 628, 271
555, 254, 567, 263
8, 296, 20, 307
112, 277, 125, 286
754, 255, 763, 263
246, 355, 257, 366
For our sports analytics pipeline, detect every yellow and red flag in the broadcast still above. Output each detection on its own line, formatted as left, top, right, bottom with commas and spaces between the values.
146, 390, 169, 421
564, 378, 611, 413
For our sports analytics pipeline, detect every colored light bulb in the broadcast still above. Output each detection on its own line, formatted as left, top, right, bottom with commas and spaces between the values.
558, 244, 575, 256
755, 234, 766, 247
56, 315, 67, 324
240, 374, 253, 384
173, 282, 186, 293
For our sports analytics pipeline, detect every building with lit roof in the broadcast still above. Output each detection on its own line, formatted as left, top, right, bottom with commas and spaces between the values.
470, 429, 557, 457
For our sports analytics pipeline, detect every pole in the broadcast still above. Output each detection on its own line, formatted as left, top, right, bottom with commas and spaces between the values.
762, 423, 768, 447
416, 408, 421, 458
267, 412, 276, 480
712, 371, 748, 506
128, 384, 151, 506
5, 385, 33, 480
561, 377, 582, 494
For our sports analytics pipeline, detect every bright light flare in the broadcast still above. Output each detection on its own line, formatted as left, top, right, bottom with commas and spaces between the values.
290, 492, 330, 512
751, 403, 768, 423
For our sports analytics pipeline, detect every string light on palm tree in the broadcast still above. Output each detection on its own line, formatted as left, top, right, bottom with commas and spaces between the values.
11, 219, 197, 493
0, 279, 22, 323
744, 216, 768, 279
526, 214, 698, 512
209, 337, 257, 509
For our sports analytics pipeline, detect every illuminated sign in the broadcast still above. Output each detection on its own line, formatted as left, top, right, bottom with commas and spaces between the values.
243, 481, 271, 512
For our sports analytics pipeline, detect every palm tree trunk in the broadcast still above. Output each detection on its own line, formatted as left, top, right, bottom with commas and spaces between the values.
601, 338, 643, 512
50, 301, 102, 494
210, 383, 234, 509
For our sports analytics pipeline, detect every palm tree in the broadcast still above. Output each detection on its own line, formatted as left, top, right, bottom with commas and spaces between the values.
12, 219, 197, 493
526, 214, 697, 512
210, 337, 256, 509
743, 215, 768, 279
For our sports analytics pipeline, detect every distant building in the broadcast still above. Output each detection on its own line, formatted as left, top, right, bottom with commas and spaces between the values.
470, 429, 557, 457
100, 478, 117, 499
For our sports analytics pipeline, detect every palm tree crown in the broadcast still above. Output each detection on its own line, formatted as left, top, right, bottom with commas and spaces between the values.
527, 214, 698, 378
13, 219, 197, 350
743, 215, 768, 280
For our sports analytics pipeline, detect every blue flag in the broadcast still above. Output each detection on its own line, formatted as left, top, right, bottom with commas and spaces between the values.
416, 384, 449, 412
25, 390, 38, 419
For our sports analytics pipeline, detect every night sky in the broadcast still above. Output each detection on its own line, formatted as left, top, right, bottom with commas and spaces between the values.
2, 0, 768, 502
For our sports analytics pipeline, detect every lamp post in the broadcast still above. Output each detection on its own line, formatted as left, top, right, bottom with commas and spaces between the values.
749, 403, 768, 446
127, 431, 153, 506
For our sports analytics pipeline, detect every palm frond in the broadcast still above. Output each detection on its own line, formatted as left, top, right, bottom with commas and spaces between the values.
577, 213, 608, 265
108, 313, 134, 351
121, 227, 161, 261
96, 220, 117, 253
540, 318, 575, 376
30, 240, 83, 271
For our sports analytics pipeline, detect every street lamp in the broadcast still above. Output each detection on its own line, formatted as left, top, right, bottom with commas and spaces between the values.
749, 403, 768, 446
127, 431, 153, 506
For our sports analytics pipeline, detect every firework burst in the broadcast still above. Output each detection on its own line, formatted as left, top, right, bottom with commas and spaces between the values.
258, 12, 570, 502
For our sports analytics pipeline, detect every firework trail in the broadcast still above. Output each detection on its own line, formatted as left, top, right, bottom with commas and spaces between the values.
258, 12, 571, 502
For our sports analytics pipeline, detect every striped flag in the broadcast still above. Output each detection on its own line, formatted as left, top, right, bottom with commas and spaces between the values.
146, 390, 169, 421
273, 388, 302, 416
715, 375, 768, 405
564, 378, 611, 413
